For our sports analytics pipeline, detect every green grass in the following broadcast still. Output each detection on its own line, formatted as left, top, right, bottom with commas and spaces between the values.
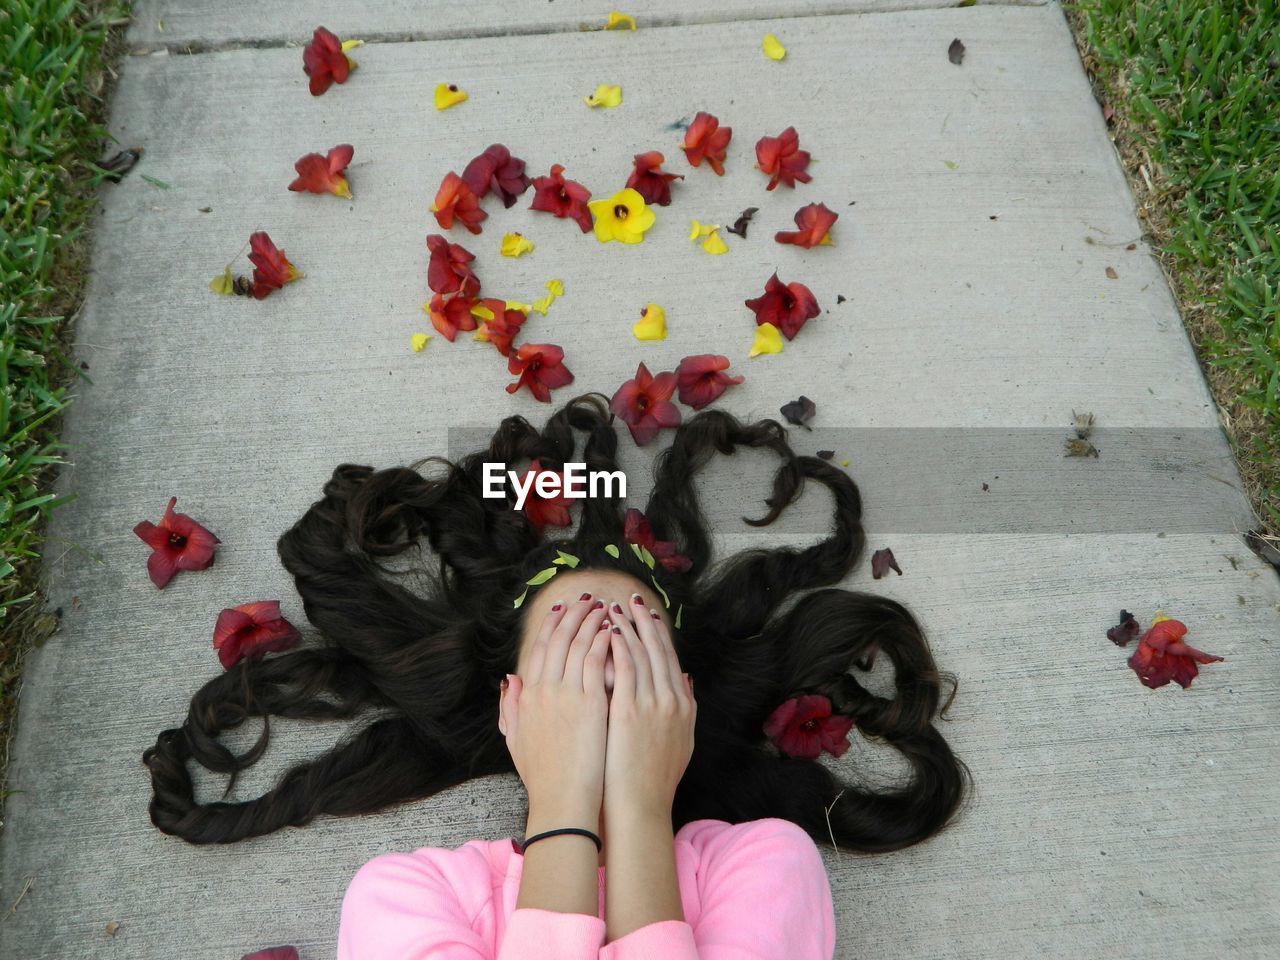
0, 0, 129, 786
1066, 0, 1280, 534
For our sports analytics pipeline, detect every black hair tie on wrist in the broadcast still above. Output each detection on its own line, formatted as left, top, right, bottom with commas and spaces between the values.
519, 827, 602, 854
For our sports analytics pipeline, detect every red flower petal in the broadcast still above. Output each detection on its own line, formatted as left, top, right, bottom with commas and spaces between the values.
744, 272, 820, 340
426, 234, 480, 297
247, 231, 301, 299
1127, 618, 1224, 689
463, 144, 532, 208
626, 150, 684, 206
763, 694, 854, 759
288, 144, 354, 196
212, 601, 301, 670
674, 354, 743, 410
871, 547, 902, 578
529, 163, 594, 233
622, 507, 691, 572
427, 292, 479, 341
682, 111, 732, 176
132, 496, 221, 589
755, 126, 812, 191
432, 172, 487, 235
775, 202, 838, 248
302, 27, 350, 97
519, 459, 574, 530
609, 362, 682, 446
506, 344, 573, 403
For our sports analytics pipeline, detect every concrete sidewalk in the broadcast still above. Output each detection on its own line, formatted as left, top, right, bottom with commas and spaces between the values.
2, 2, 1277, 958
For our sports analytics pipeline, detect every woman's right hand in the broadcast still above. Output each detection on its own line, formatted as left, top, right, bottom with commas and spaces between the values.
498, 593, 612, 818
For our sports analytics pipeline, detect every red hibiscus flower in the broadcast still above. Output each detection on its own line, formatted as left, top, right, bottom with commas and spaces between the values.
755, 127, 812, 190
744, 272, 820, 340
288, 144, 354, 198
624, 508, 692, 573
462, 143, 532, 209
763, 693, 855, 760
518, 459, 574, 530
775, 202, 838, 248
132, 496, 221, 589
432, 172, 487, 234
427, 292, 479, 341
610, 362, 682, 446
476, 300, 527, 357
241, 948, 299, 960
248, 231, 303, 299
213, 601, 301, 670
675, 354, 743, 410
426, 234, 480, 297
681, 111, 732, 176
1127, 616, 1225, 689
302, 27, 352, 97
626, 150, 684, 206
529, 163, 594, 233
506, 343, 574, 403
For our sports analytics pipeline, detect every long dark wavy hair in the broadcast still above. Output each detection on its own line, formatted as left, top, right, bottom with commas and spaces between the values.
142, 393, 970, 852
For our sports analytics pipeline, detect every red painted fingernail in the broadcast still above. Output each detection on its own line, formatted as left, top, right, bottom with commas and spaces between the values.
632, 594, 643, 605
612, 625, 622, 634
593, 599, 605, 610
612, 602, 624, 614
602, 618, 611, 629
551, 602, 563, 612
580, 592, 592, 601
651, 611, 661, 620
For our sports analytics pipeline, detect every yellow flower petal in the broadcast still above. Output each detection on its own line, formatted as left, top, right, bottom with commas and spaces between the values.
689, 218, 719, 240
546, 278, 564, 297
532, 295, 554, 315
341, 39, 364, 53
633, 303, 667, 341
331, 176, 353, 200
411, 333, 432, 352
470, 303, 495, 321
1151, 611, 1172, 625
701, 230, 728, 255
840, 458, 850, 468
500, 232, 535, 257
749, 322, 783, 357
474, 327, 490, 342
506, 300, 532, 313
819, 231, 835, 246
762, 33, 786, 60
435, 83, 468, 110
605, 11, 636, 30
584, 83, 623, 108
209, 265, 234, 295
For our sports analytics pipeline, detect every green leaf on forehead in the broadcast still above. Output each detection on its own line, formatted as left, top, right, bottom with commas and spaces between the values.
639, 545, 656, 569
513, 587, 530, 608
651, 575, 670, 608
675, 604, 683, 629
552, 551, 580, 568
605, 544, 620, 558
630, 542, 644, 563
526, 567, 559, 586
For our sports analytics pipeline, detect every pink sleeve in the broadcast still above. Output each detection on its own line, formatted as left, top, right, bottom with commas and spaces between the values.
598, 818, 836, 960
335, 849, 608, 960
335, 851, 489, 960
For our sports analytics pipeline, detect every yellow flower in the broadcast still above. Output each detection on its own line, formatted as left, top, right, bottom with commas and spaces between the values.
411, 333, 432, 352
633, 303, 667, 341
605, 11, 636, 29
701, 230, 728, 255
749, 322, 783, 357
532, 295, 554, 315
762, 34, 786, 60
584, 83, 623, 108
587, 188, 655, 244
435, 83, 468, 110
501, 232, 535, 257
546, 278, 565, 297
209, 265, 234, 295
689, 218, 719, 240
532, 279, 563, 315
506, 299, 532, 313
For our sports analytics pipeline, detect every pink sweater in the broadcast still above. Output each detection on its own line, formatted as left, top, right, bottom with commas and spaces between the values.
335, 816, 835, 959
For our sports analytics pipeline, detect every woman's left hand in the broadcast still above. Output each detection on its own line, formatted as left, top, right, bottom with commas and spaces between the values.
602, 595, 696, 818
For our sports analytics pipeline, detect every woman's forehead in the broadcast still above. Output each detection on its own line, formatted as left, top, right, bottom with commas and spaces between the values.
520, 568, 672, 630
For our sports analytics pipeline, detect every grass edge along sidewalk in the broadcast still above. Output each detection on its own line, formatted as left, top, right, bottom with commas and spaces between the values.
1063, 0, 1280, 559
0, 0, 131, 835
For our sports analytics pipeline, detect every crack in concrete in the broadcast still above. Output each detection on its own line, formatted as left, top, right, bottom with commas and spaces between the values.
127, 0, 1050, 56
